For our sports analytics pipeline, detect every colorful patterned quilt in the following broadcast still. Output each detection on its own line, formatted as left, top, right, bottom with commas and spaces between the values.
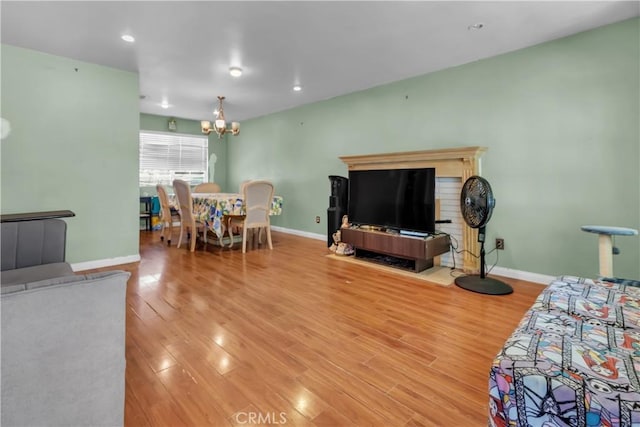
489, 276, 640, 427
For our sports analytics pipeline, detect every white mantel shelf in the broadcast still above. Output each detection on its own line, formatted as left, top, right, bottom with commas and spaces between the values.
340, 146, 488, 273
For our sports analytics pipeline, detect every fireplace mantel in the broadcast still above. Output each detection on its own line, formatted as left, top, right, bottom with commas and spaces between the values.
340, 146, 487, 273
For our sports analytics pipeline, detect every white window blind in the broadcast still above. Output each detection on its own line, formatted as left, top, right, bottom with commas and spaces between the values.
139, 131, 208, 186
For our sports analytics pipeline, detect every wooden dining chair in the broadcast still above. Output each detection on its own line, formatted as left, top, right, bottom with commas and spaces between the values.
225, 180, 252, 247
156, 184, 180, 245
193, 182, 221, 193
228, 180, 274, 253
172, 179, 207, 252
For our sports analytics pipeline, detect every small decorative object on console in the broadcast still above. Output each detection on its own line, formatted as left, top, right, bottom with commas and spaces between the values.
335, 242, 354, 256
329, 230, 341, 253
328, 228, 354, 256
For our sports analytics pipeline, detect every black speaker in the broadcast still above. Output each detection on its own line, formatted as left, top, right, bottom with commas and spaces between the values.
329, 175, 348, 209
327, 176, 349, 247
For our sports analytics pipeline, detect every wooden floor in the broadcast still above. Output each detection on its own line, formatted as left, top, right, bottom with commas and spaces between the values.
117, 230, 543, 426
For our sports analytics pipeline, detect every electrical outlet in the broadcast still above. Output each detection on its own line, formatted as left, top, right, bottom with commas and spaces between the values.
315, 216, 321, 224
496, 238, 505, 250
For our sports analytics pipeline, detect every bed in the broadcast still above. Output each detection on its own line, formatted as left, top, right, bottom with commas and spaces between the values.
489, 276, 640, 427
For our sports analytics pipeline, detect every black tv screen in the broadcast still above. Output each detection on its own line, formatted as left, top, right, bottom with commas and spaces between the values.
348, 168, 436, 233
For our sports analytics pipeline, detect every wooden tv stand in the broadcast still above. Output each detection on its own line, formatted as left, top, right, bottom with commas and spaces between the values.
340, 227, 451, 273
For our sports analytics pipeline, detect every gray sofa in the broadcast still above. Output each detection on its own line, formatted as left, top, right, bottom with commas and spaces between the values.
1, 219, 130, 426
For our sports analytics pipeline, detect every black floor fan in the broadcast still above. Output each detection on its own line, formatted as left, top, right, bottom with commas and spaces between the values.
454, 176, 513, 295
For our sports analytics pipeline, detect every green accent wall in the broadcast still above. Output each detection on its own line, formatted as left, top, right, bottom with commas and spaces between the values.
139, 113, 228, 193
1, 44, 139, 264
3, 19, 636, 278
227, 18, 640, 279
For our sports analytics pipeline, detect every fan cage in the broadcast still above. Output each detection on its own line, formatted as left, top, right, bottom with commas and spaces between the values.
460, 176, 494, 229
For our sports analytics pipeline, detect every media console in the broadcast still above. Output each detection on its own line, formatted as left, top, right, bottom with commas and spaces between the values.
340, 227, 451, 273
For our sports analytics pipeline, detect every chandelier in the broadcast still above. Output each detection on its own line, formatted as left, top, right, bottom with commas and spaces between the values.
201, 96, 240, 138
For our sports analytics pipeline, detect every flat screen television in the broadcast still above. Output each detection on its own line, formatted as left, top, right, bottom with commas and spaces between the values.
348, 167, 436, 233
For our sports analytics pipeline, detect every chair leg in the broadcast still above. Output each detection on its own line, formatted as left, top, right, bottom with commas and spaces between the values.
190, 226, 196, 252
242, 227, 248, 253
177, 224, 185, 249
161, 221, 171, 245
266, 226, 273, 250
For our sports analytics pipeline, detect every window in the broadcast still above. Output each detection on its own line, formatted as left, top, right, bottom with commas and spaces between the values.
139, 131, 208, 186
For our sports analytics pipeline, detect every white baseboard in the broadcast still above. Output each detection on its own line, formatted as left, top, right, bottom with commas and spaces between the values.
273, 226, 556, 285
71, 254, 140, 272
271, 226, 325, 241
490, 266, 555, 286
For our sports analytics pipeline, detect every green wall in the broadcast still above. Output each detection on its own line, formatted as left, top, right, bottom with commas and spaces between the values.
139, 113, 228, 193
1, 44, 140, 264
227, 18, 640, 279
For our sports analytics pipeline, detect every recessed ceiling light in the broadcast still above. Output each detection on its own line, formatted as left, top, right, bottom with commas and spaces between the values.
467, 23, 484, 30
121, 34, 135, 43
229, 67, 243, 77
293, 85, 302, 92
160, 101, 170, 109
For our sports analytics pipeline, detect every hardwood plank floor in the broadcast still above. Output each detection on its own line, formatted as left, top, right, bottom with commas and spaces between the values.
112, 230, 544, 426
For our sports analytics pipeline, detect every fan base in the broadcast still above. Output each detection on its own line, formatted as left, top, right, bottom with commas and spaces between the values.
455, 276, 513, 295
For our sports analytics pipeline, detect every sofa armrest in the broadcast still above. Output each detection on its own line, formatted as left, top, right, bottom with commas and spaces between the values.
1, 270, 130, 426
1, 219, 67, 271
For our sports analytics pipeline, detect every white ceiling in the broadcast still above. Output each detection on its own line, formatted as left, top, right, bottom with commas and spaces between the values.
2, 1, 638, 123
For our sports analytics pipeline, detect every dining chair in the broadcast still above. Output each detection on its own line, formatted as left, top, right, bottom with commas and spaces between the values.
225, 180, 252, 247
172, 179, 207, 252
193, 182, 221, 193
228, 180, 274, 253
156, 184, 180, 245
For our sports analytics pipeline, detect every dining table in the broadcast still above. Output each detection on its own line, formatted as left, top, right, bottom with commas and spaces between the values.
169, 192, 283, 241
